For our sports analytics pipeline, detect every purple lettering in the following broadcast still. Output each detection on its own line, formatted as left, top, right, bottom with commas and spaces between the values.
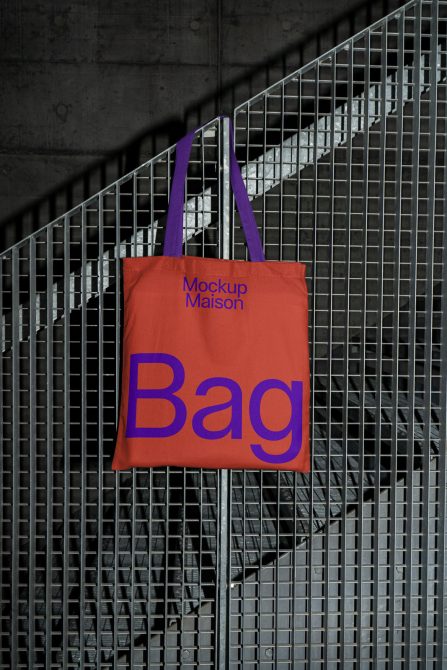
192, 377, 242, 439
125, 353, 304, 463
249, 379, 303, 464
186, 293, 200, 308
183, 276, 198, 292
217, 278, 228, 293
126, 353, 186, 438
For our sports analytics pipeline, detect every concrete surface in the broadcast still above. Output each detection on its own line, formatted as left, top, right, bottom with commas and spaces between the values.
0, 0, 403, 250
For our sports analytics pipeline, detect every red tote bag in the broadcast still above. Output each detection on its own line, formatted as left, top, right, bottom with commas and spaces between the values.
112, 121, 310, 471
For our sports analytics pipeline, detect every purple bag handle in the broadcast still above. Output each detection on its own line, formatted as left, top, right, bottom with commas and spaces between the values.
163, 118, 265, 261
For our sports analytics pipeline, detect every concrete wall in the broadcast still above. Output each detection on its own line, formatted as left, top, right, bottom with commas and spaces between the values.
0, 0, 403, 250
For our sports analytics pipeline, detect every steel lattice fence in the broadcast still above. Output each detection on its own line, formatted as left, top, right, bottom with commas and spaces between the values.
1, 0, 447, 667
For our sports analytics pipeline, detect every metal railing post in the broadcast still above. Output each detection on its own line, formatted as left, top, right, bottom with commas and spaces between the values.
216, 116, 231, 670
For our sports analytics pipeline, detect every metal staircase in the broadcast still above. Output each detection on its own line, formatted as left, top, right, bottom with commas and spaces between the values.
1, 0, 446, 666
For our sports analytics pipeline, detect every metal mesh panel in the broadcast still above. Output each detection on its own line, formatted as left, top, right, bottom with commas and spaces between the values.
231, 0, 447, 665
0, 121, 226, 669
1, 0, 447, 667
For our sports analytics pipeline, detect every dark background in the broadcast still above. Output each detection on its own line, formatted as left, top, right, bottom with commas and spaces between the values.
0, 0, 403, 252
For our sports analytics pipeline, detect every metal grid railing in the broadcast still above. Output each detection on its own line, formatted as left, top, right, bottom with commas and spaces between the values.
1, 0, 447, 666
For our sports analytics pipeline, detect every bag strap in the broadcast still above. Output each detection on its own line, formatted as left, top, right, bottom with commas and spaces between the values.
163, 118, 265, 261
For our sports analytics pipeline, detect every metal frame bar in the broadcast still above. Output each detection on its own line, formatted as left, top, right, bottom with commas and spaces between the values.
1, 1, 446, 667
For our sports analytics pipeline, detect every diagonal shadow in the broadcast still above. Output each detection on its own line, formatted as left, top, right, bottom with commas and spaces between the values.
0, 0, 403, 253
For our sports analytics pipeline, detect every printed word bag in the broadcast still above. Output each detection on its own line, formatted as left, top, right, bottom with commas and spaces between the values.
112, 122, 310, 471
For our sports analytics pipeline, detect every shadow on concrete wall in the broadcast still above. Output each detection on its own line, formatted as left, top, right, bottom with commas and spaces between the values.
0, 0, 399, 253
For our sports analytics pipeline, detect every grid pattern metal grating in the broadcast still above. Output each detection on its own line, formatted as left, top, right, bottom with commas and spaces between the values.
1, 0, 447, 667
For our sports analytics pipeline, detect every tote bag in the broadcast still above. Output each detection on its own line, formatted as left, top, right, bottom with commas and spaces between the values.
112, 121, 310, 471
